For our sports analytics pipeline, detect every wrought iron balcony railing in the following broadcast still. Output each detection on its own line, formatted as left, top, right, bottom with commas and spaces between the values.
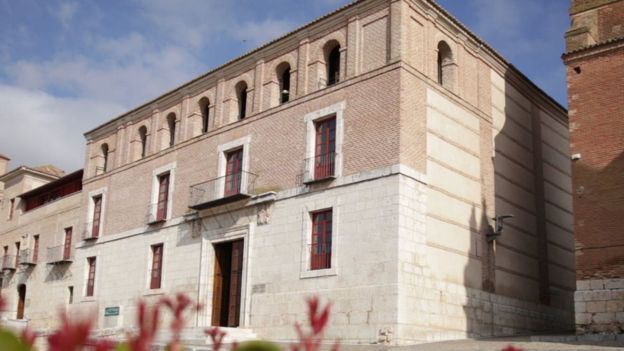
18, 249, 37, 266
82, 222, 99, 241
189, 171, 257, 210
146, 203, 167, 224
308, 242, 332, 271
2, 255, 16, 271
47, 245, 73, 264
304, 152, 336, 184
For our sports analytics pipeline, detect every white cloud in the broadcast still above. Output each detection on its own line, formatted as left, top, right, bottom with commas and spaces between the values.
0, 85, 125, 171
51, 1, 79, 29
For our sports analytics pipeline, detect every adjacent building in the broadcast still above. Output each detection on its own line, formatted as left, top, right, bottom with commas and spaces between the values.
0, 0, 575, 345
563, 0, 624, 334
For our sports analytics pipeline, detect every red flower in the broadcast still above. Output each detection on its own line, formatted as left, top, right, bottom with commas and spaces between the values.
47, 314, 92, 351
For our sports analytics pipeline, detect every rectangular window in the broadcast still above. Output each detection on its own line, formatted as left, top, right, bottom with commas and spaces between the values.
91, 196, 102, 238
63, 227, 72, 260
311, 209, 332, 270
224, 149, 243, 197
156, 173, 170, 221
314, 117, 336, 179
14, 242, 20, 267
86, 257, 96, 297
8, 198, 15, 220
150, 244, 163, 289
33, 235, 39, 263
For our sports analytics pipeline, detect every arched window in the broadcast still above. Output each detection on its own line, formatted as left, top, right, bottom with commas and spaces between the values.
437, 41, 453, 88
101, 144, 109, 172
325, 43, 341, 86
278, 64, 291, 104
138, 126, 148, 158
167, 113, 176, 147
198, 97, 210, 133
237, 82, 248, 120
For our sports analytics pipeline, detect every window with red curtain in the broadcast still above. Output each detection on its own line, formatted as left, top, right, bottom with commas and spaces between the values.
311, 209, 332, 270
314, 117, 336, 179
86, 257, 96, 297
63, 228, 72, 260
150, 244, 163, 289
33, 235, 39, 262
224, 149, 243, 197
91, 196, 102, 238
156, 173, 170, 221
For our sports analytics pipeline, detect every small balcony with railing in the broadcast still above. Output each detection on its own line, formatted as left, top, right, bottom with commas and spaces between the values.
47, 245, 73, 264
146, 203, 167, 224
82, 222, 99, 241
2, 255, 17, 271
18, 249, 37, 266
309, 242, 332, 270
304, 152, 336, 184
189, 171, 257, 210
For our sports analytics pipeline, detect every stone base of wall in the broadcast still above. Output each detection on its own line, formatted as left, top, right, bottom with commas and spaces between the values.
575, 278, 624, 334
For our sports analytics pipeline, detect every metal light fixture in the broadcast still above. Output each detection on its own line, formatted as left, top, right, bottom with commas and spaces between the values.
487, 214, 514, 242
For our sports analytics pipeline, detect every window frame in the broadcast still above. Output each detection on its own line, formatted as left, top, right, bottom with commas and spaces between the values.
150, 163, 176, 223
85, 256, 96, 297
85, 188, 107, 240
217, 136, 251, 198
303, 102, 345, 183
149, 243, 164, 290
300, 206, 339, 279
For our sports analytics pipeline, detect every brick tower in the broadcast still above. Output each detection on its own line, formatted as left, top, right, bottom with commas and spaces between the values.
563, 0, 624, 334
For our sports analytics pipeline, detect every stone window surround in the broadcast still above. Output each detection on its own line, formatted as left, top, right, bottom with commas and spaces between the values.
303, 101, 345, 183
82, 256, 99, 301
149, 162, 177, 222
217, 136, 252, 196
300, 205, 339, 279
85, 187, 107, 240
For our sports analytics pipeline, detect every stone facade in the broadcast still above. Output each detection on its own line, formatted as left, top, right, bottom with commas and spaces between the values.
564, 0, 624, 335
0, 0, 573, 345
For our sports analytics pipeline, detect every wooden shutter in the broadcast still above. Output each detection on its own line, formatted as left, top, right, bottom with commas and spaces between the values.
211, 246, 226, 326
314, 118, 336, 179
86, 257, 96, 296
91, 196, 102, 238
157, 174, 170, 221
150, 244, 163, 289
63, 228, 72, 260
227, 240, 244, 327
311, 210, 332, 270
33, 235, 39, 262
224, 149, 243, 196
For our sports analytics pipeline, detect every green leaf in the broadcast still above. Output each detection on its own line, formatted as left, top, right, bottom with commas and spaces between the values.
115, 342, 131, 351
235, 340, 282, 351
0, 328, 30, 351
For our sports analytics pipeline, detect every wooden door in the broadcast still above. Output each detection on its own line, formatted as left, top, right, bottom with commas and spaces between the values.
227, 239, 244, 327
92, 196, 102, 238
224, 149, 243, 196
211, 239, 244, 327
17, 284, 26, 319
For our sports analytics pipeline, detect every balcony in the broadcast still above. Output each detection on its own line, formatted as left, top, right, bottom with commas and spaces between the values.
18, 249, 37, 266
189, 171, 257, 210
304, 152, 336, 184
47, 245, 73, 264
2, 255, 16, 271
146, 203, 166, 224
308, 243, 332, 270
82, 222, 99, 241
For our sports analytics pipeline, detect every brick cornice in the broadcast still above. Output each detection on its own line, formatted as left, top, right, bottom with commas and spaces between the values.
563, 36, 624, 63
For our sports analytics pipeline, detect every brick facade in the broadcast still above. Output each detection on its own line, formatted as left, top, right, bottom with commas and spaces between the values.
0, 0, 574, 345
564, 0, 624, 334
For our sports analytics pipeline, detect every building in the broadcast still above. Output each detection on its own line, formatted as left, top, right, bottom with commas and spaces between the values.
563, 0, 624, 335
0, 156, 83, 330
0, 0, 574, 345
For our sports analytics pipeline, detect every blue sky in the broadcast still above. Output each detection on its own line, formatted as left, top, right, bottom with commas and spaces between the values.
0, 0, 570, 172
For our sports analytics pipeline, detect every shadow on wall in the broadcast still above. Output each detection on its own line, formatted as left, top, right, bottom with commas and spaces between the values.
574, 150, 624, 280
460, 70, 575, 338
